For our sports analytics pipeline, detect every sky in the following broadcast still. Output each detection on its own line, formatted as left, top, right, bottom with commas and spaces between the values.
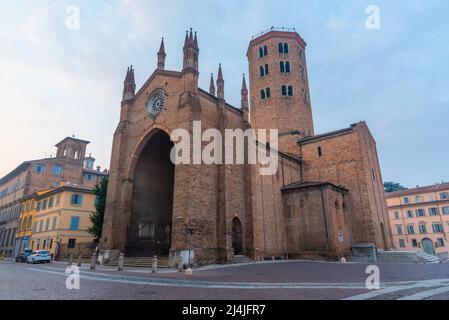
0, 0, 448, 188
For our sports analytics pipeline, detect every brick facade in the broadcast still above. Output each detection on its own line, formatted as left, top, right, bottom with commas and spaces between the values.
101, 29, 392, 266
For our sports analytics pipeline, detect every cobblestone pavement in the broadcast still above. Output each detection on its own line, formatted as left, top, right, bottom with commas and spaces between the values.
1, 260, 449, 300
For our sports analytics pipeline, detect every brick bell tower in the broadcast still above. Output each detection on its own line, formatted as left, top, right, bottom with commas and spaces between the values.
247, 29, 314, 155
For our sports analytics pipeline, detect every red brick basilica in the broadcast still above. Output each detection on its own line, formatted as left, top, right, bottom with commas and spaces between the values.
100, 28, 393, 266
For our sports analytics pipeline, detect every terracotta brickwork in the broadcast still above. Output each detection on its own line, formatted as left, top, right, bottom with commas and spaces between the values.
101, 29, 391, 265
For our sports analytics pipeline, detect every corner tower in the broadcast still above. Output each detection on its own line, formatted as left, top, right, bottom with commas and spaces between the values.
247, 29, 314, 155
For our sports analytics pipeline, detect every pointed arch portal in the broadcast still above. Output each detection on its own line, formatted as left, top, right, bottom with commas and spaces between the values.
126, 130, 175, 257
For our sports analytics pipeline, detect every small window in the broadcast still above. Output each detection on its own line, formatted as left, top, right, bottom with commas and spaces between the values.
372, 169, 376, 181
403, 197, 410, 204
288, 86, 293, 96
437, 238, 444, 247
440, 192, 449, 200
419, 224, 427, 234
396, 225, 403, 235
394, 211, 400, 219
71, 194, 83, 206
52, 165, 63, 176
278, 43, 283, 53
42, 200, 47, 210
45, 218, 50, 231
407, 225, 415, 235
284, 43, 289, 53
415, 195, 422, 203
259, 47, 264, 58
34, 164, 45, 174
48, 197, 54, 209
432, 223, 444, 233
39, 220, 43, 233
52, 217, 57, 230
416, 209, 425, 217
70, 216, 80, 231
263, 45, 268, 56
260, 66, 264, 77
68, 239, 76, 249
265, 64, 269, 75
260, 90, 266, 100
300, 66, 305, 80
285, 61, 291, 73
429, 207, 440, 216
281, 85, 287, 96
411, 239, 418, 247
265, 88, 271, 98
318, 146, 322, 157
399, 239, 406, 248
280, 61, 285, 73
443, 206, 449, 215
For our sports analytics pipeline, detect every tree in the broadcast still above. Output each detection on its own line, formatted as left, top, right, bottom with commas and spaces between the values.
89, 176, 108, 242
384, 181, 407, 193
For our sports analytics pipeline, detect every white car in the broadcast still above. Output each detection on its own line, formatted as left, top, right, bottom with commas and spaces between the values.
27, 250, 52, 264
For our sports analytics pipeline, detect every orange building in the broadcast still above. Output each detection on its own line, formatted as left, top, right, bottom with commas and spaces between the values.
386, 182, 449, 257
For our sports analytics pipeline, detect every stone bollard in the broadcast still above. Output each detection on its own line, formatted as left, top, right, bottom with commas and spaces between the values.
118, 253, 124, 272
68, 254, 73, 266
90, 254, 96, 270
271, 256, 275, 261
77, 254, 82, 267
185, 268, 193, 276
152, 255, 158, 274
340, 257, 347, 264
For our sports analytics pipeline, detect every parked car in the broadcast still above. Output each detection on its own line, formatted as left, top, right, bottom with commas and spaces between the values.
27, 250, 52, 264
15, 249, 33, 263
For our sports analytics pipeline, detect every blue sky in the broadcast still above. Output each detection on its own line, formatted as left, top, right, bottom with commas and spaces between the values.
0, 0, 448, 187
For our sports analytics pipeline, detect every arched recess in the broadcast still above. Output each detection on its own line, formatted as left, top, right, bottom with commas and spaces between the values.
125, 127, 175, 257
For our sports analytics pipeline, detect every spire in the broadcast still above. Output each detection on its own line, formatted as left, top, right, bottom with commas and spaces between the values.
217, 64, 224, 101
182, 28, 199, 72
122, 65, 136, 102
157, 37, 166, 70
241, 74, 248, 111
194, 31, 198, 50
209, 73, 216, 96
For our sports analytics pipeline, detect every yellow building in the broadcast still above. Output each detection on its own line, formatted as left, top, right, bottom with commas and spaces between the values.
29, 183, 97, 258
16, 189, 53, 252
386, 182, 449, 257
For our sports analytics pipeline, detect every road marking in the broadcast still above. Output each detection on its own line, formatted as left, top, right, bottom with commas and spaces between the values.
398, 286, 449, 300
342, 286, 411, 300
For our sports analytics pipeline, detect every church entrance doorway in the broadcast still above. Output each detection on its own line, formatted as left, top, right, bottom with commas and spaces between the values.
232, 217, 243, 256
126, 130, 175, 257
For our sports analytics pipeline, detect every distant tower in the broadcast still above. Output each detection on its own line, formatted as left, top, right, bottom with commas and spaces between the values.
209, 73, 216, 96
247, 29, 314, 154
157, 37, 166, 70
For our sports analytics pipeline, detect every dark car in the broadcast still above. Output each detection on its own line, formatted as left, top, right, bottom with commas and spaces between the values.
15, 249, 33, 263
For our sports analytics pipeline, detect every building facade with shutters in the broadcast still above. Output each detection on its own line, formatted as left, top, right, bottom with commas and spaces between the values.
0, 137, 107, 257
386, 183, 449, 257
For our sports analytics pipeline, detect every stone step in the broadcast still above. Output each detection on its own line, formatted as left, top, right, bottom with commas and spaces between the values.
376, 251, 440, 264
106, 257, 170, 268
233, 255, 253, 264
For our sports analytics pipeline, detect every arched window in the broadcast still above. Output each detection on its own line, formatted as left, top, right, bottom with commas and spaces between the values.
281, 85, 287, 96
299, 49, 303, 59
300, 66, 305, 80
284, 43, 289, 53
27, 216, 33, 230
263, 45, 268, 56
266, 88, 271, 98
278, 43, 283, 53
288, 86, 293, 96
260, 90, 266, 100
264, 64, 269, 75
260, 66, 264, 77
318, 146, 323, 157
259, 47, 263, 58
285, 61, 291, 73
280, 61, 285, 73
